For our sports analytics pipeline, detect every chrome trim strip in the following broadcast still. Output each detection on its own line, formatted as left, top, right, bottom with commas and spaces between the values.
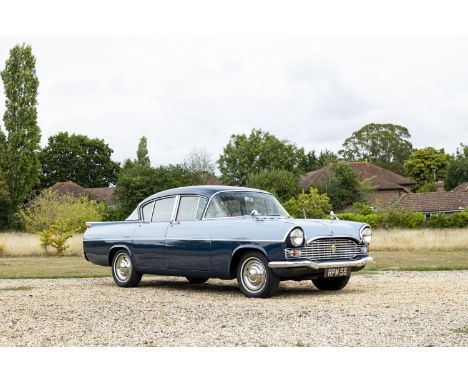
306, 235, 361, 245
84, 238, 284, 243
268, 256, 373, 270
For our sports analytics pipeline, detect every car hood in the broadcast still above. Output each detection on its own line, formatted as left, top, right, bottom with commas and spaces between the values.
291, 218, 367, 242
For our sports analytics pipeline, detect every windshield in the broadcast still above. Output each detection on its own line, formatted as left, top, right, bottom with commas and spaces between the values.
205, 191, 290, 218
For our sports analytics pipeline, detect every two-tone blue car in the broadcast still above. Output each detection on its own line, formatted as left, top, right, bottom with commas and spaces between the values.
83, 185, 373, 298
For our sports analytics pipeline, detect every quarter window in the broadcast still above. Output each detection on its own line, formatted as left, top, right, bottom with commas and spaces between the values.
152, 197, 176, 222
141, 201, 154, 221
176, 196, 208, 221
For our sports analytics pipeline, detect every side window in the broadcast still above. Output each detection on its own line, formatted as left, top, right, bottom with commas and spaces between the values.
177, 196, 208, 221
141, 201, 154, 221
152, 197, 176, 222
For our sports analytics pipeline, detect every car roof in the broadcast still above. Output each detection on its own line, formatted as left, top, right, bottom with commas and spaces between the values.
140, 185, 269, 205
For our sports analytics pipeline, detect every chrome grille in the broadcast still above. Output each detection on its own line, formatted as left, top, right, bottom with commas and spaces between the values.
284, 238, 366, 261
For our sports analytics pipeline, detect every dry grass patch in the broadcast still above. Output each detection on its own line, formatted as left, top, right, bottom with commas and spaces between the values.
0, 232, 83, 257
371, 229, 468, 252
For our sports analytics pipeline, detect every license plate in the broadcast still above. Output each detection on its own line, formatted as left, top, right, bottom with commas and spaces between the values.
324, 267, 350, 278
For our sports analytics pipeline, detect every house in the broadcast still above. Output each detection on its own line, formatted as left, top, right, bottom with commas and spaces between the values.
394, 181, 468, 216
300, 162, 415, 205
48, 181, 115, 208
451, 182, 468, 193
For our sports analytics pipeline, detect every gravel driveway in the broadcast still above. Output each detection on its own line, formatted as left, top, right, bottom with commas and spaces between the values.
1, 271, 468, 346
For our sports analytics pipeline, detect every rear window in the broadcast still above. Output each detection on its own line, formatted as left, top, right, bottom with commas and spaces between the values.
176, 196, 208, 221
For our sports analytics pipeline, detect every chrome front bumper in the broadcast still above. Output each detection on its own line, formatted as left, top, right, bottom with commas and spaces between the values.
268, 256, 373, 270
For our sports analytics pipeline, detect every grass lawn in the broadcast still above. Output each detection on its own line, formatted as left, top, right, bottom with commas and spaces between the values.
367, 250, 468, 271
0, 256, 110, 279
0, 250, 468, 279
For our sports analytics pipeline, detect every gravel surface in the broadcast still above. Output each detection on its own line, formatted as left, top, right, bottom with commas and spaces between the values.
1, 271, 468, 346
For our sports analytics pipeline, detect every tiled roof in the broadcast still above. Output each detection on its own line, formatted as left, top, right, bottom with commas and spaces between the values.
84, 187, 115, 206
47, 181, 115, 207
451, 182, 468, 192
300, 162, 414, 191
395, 191, 468, 213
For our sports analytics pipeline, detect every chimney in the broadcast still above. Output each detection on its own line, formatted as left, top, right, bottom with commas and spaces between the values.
435, 180, 444, 192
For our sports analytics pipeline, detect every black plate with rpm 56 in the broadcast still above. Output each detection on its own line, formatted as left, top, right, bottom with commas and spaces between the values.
324, 267, 350, 278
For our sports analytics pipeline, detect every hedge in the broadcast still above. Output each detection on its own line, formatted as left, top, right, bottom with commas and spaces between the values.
337, 210, 468, 229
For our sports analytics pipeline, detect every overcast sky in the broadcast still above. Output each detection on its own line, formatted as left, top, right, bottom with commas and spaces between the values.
0, 36, 467, 167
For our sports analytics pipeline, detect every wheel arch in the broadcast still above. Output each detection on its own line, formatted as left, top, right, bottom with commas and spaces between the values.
229, 245, 268, 278
108, 244, 133, 266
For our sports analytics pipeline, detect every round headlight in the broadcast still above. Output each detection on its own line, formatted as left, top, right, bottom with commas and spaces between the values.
361, 227, 372, 244
289, 228, 304, 247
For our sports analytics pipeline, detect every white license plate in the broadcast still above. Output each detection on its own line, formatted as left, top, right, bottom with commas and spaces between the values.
324, 267, 350, 278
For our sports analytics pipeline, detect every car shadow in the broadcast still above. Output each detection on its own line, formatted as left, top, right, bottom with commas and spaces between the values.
137, 277, 361, 298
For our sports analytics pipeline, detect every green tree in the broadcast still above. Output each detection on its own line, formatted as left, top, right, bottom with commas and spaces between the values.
404, 147, 451, 191
39, 132, 120, 189
217, 129, 312, 185
317, 149, 338, 167
0, 44, 41, 226
136, 136, 151, 167
115, 137, 201, 215
246, 169, 301, 202
339, 123, 413, 173
446, 143, 468, 190
296, 149, 319, 173
316, 162, 371, 211
0, 169, 11, 228
283, 188, 332, 218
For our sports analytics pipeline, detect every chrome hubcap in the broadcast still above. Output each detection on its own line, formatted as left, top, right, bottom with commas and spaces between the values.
241, 258, 267, 292
114, 253, 132, 282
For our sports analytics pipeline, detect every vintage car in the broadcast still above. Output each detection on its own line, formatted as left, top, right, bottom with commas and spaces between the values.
83, 185, 373, 298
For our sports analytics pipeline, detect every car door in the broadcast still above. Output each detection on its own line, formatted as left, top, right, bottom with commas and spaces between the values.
165, 195, 212, 271
132, 196, 176, 270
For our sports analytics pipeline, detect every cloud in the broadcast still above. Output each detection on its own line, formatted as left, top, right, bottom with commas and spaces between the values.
0, 36, 467, 167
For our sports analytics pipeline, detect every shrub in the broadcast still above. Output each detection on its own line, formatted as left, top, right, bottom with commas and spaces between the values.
20, 190, 103, 255
39, 225, 75, 255
21, 190, 103, 233
446, 211, 468, 228
284, 188, 332, 218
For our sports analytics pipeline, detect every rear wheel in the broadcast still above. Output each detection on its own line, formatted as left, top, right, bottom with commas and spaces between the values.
111, 250, 142, 288
186, 276, 209, 284
312, 276, 350, 291
237, 252, 279, 298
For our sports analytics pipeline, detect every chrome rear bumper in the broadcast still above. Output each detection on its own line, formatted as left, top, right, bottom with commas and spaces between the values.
268, 256, 373, 270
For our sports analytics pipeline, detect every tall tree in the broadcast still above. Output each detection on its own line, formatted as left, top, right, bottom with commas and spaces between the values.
0, 169, 11, 228
246, 169, 301, 202
404, 147, 451, 191
317, 149, 339, 167
339, 123, 413, 173
39, 132, 120, 188
446, 143, 468, 190
136, 136, 151, 167
0, 44, 41, 226
315, 162, 372, 211
115, 137, 201, 215
218, 128, 312, 185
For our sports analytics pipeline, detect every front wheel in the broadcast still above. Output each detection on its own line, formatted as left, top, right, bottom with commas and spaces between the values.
312, 275, 350, 291
111, 250, 142, 287
237, 252, 279, 298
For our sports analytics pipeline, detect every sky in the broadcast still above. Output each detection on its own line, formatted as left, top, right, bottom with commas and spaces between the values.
0, 35, 467, 167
